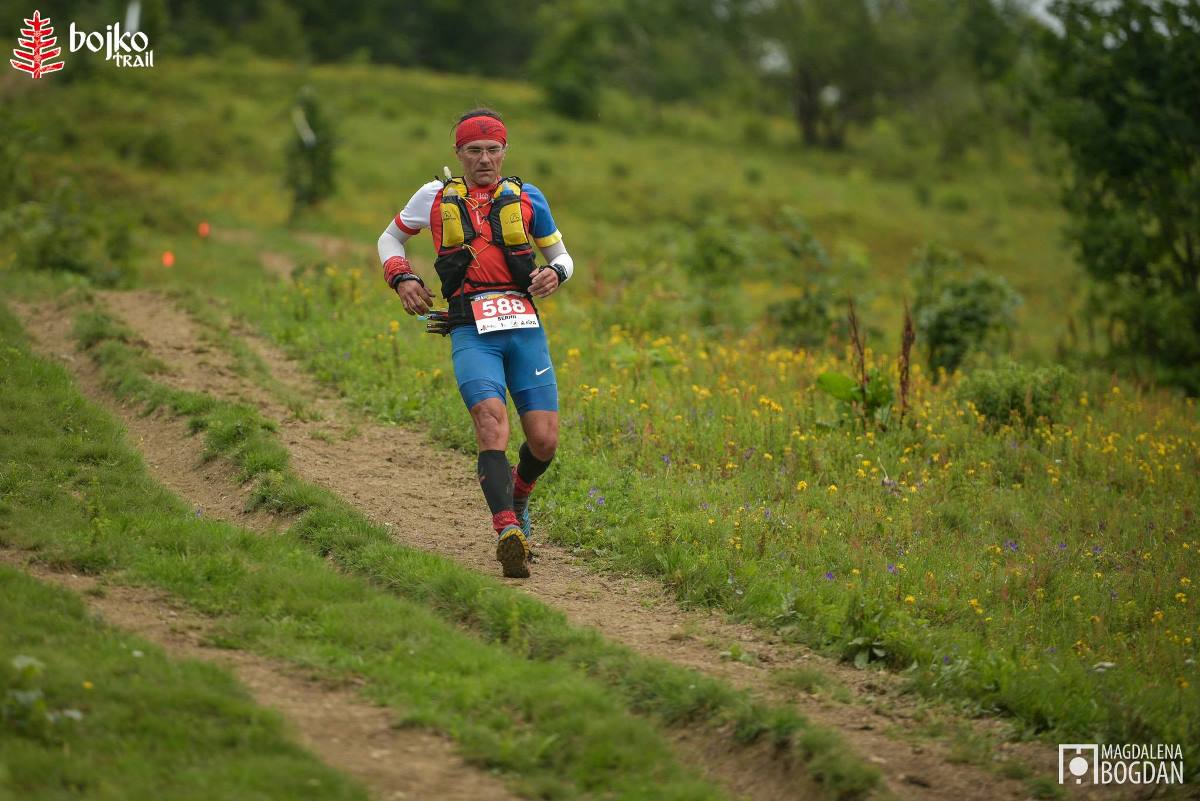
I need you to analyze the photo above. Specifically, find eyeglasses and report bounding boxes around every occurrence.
[461,145,506,158]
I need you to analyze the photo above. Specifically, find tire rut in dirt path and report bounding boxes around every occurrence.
[10,299,283,535]
[0,550,516,801]
[15,291,1124,801]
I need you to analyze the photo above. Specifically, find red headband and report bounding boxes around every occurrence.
[455,116,507,148]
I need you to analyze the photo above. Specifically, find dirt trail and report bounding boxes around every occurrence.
[211,226,373,282]
[12,291,1140,801]
[0,550,516,801]
[11,299,282,534]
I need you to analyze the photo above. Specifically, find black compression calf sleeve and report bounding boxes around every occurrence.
[477,449,514,515]
[516,442,554,486]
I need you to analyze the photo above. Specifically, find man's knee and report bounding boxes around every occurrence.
[524,413,558,460]
[528,438,556,461]
[470,400,508,449]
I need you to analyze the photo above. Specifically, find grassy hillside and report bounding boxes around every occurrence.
[2,55,1197,773]
[4,55,1076,356]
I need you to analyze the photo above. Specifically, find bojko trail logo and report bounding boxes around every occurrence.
[1059,743,1185,786]
[9,10,63,78]
[10,8,154,78]
[69,20,154,68]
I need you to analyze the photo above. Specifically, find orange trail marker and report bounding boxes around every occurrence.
[198,221,210,239]
[162,251,175,268]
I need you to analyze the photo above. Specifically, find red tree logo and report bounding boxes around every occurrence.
[10,10,64,79]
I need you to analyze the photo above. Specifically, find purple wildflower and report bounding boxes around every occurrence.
[596,496,606,506]
[1006,540,1018,553]
[824,571,835,581]
[942,655,952,665]
[588,487,599,498]
[1091,545,1103,556]
[1057,542,1068,551]
[662,454,671,465]
[887,563,898,575]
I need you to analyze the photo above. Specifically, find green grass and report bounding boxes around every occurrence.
[0,568,370,801]
[176,239,1198,763]
[0,298,881,799]
[771,667,836,695]
[75,299,883,797]
[4,53,1198,776]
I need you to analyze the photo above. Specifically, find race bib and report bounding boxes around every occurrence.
[471,293,540,334]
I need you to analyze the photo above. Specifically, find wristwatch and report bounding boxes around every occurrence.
[550,262,568,285]
[391,272,425,289]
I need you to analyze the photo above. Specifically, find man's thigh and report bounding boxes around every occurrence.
[451,326,507,409]
[503,327,558,414]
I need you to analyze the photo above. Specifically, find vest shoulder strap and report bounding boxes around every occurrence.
[440,176,470,200]
[492,176,524,199]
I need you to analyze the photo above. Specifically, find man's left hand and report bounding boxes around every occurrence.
[529,266,560,298]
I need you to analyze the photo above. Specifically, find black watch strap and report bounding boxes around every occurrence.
[390,272,425,290]
[550,263,568,285]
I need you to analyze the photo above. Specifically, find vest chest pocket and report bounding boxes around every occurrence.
[440,203,467,248]
[496,201,527,247]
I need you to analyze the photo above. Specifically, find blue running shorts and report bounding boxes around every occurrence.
[450,324,558,415]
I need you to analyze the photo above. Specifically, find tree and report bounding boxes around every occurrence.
[531,0,754,118]
[756,0,1024,150]
[1041,0,1200,391]
[761,0,883,148]
[530,0,612,119]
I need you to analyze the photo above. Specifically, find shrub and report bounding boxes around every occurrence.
[957,360,1074,426]
[1,179,132,286]
[910,245,1023,378]
[285,89,337,220]
[541,69,602,121]
[766,289,836,348]
[685,218,750,285]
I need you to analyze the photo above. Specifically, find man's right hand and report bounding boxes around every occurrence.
[395,279,434,316]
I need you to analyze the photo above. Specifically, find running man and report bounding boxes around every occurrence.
[376,108,575,579]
